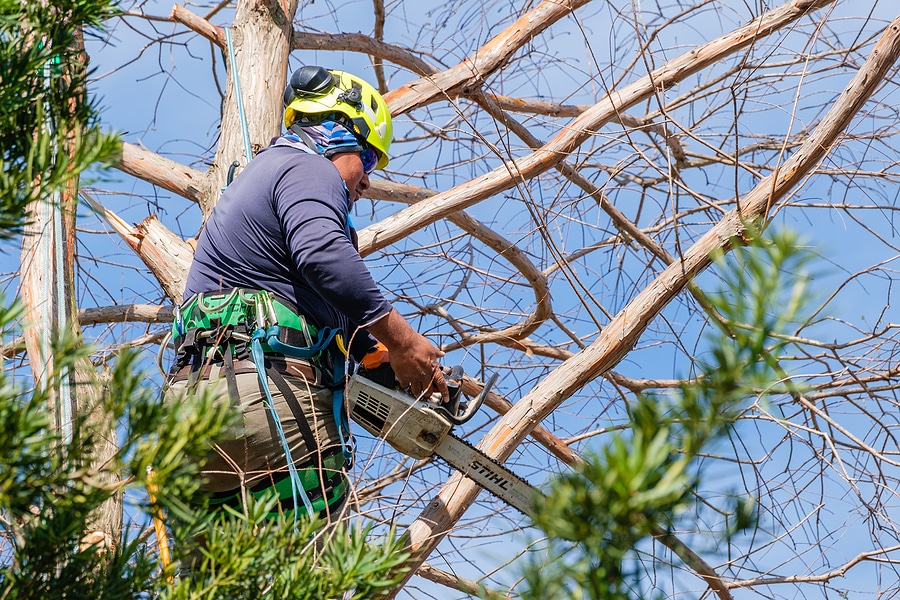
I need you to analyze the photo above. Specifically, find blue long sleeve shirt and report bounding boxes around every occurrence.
[185,138,391,357]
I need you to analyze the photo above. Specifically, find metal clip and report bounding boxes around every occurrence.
[254,290,269,330]
[263,292,278,328]
[196,289,239,314]
[173,303,184,337]
[298,313,313,347]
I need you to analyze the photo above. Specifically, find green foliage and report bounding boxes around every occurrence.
[518,227,812,600]
[0,306,238,598]
[168,497,410,600]
[0,320,410,598]
[0,0,120,239]
[0,333,166,597]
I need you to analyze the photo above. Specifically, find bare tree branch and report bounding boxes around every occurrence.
[170,3,226,48]
[393,5,897,594]
[416,562,512,600]
[384,0,591,116]
[358,0,838,258]
[117,142,207,205]
[727,544,900,588]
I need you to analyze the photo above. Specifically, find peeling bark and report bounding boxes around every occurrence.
[20,29,122,551]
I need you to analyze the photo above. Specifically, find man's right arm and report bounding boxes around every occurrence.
[365,308,450,403]
[275,157,449,401]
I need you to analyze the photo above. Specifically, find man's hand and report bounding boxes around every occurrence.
[365,309,450,403]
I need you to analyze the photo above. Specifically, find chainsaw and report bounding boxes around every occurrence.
[346,359,542,518]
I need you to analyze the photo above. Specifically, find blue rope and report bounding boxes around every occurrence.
[226,27,253,165]
[250,331,314,522]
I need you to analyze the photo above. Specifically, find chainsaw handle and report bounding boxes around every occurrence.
[439,372,499,426]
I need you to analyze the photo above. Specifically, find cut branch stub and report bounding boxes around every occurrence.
[83,192,193,303]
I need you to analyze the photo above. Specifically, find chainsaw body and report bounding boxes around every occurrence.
[347,375,453,459]
[346,368,538,516]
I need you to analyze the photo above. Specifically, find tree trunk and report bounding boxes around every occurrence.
[203,0,300,217]
[20,28,122,553]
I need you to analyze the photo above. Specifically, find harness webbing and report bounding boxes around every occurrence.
[266,365,319,456]
[255,324,353,464]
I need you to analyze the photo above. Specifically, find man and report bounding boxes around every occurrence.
[167,66,449,522]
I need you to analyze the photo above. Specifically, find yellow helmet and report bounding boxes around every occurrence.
[283,66,392,170]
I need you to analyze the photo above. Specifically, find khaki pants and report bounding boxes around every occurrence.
[166,357,348,521]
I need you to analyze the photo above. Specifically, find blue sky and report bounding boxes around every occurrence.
[49,0,900,597]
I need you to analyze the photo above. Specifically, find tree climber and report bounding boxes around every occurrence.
[165,66,449,522]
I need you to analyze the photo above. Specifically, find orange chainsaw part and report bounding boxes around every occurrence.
[360,341,390,370]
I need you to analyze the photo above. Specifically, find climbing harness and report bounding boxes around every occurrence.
[169,288,353,523]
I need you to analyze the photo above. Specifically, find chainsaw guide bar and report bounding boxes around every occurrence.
[432,432,536,516]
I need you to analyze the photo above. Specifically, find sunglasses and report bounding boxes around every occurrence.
[360,146,378,174]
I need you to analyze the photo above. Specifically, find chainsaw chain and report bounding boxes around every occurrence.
[434,433,537,517]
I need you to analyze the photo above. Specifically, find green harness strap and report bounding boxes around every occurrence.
[207,449,347,519]
[174,288,317,350]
